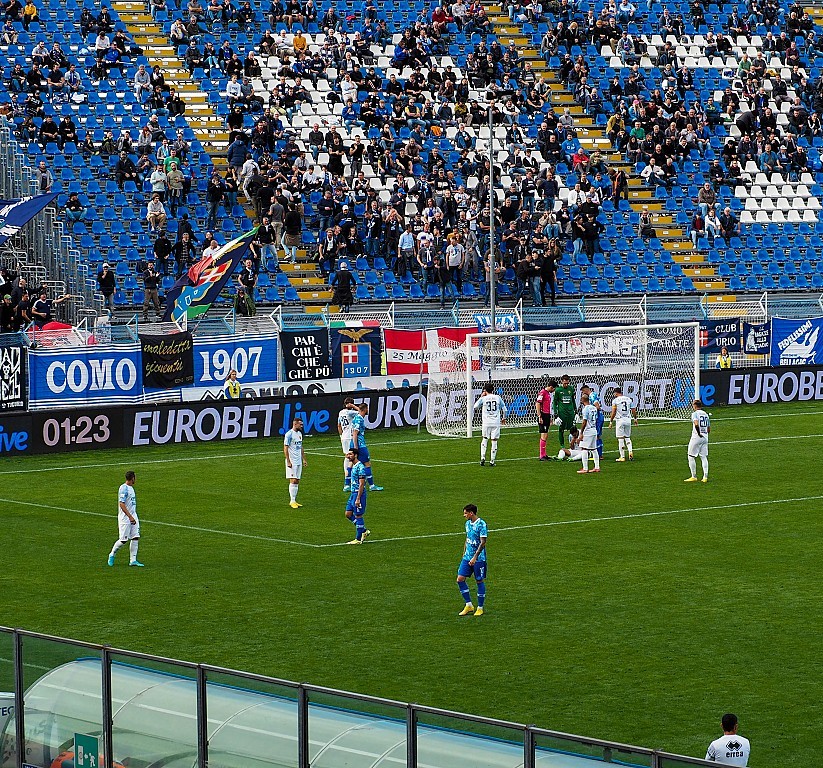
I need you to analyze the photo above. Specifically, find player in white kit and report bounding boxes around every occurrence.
[685,399,710,483]
[284,417,306,508]
[337,397,359,491]
[609,387,637,462]
[557,427,584,461]
[577,393,601,474]
[108,470,143,567]
[705,713,750,766]
[473,382,507,466]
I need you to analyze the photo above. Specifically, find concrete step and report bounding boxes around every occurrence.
[692,279,726,291]
[684,266,715,277]
[298,289,334,301]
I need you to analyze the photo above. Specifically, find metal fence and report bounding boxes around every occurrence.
[0,626,718,768]
[0,124,99,324]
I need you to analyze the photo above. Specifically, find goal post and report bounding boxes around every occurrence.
[424,323,701,438]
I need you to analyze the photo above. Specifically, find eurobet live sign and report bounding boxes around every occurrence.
[74,733,100,768]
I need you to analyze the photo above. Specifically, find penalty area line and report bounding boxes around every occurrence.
[317,494,823,547]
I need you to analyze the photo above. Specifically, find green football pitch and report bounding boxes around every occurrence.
[2,401,823,767]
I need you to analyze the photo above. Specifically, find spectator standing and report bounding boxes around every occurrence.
[142,264,161,321]
[153,231,172,274]
[30,290,70,327]
[97,263,116,311]
[282,203,302,263]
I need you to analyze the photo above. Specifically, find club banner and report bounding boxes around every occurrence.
[141,332,195,390]
[330,327,382,378]
[162,227,258,325]
[28,345,143,408]
[742,321,771,355]
[770,317,823,366]
[699,319,742,353]
[0,344,27,411]
[280,329,331,381]
[0,193,59,245]
[702,365,823,406]
[475,312,521,333]
[194,334,279,386]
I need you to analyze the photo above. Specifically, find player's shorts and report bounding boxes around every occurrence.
[341,436,354,454]
[357,445,371,464]
[538,412,553,433]
[346,492,367,515]
[615,418,632,438]
[688,436,709,457]
[581,430,598,450]
[118,514,140,541]
[569,450,584,461]
[457,558,487,580]
[286,461,303,480]
[482,424,501,440]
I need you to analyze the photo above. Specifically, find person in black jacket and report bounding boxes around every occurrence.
[434,255,452,308]
[142,264,161,321]
[97,263,116,311]
[331,263,354,311]
[153,231,172,274]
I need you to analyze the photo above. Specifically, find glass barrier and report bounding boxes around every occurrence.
[307,688,408,768]
[658,754,715,768]
[109,653,198,768]
[534,730,653,768]
[19,634,103,768]
[0,629,16,768]
[415,709,524,768]
[204,668,299,768]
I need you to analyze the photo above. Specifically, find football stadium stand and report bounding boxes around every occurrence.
[2,0,823,319]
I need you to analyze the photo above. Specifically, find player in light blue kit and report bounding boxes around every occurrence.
[344,448,371,544]
[581,383,605,457]
[456,503,487,617]
[350,402,383,491]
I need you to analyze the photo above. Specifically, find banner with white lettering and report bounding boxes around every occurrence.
[699,319,742,353]
[702,365,823,406]
[0,345,27,411]
[28,345,144,408]
[193,335,279,387]
[742,321,770,355]
[769,317,823,366]
[280,330,331,381]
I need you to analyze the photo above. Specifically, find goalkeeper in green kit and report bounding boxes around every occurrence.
[553,374,577,447]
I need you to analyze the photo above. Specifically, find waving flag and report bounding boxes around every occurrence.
[163,227,258,325]
[0,193,59,245]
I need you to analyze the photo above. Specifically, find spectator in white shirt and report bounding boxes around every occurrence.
[146,194,168,232]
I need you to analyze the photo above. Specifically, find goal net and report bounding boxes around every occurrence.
[425,323,700,438]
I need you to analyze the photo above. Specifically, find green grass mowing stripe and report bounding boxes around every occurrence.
[4,493,822,550]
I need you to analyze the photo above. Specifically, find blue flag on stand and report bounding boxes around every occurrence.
[0,194,59,245]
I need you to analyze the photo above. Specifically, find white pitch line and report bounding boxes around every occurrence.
[317,494,823,547]
[0,497,322,548]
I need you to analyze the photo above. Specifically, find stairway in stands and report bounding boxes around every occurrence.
[111,2,229,164]
[482,2,727,292]
[103,4,335,310]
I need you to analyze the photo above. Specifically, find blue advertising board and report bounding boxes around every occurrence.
[192,335,279,387]
[28,345,143,408]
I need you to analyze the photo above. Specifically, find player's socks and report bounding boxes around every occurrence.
[701,455,709,480]
[289,484,299,503]
[458,581,472,604]
[490,442,498,463]
[109,540,124,559]
[592,451,600,472]
[618,438,625,459]
[539,438,546,459]
[688,455,697,479]
[625,438,633,456]
[128,539,139,564]
[480,437,488,462]
[355,516,366,540]
[558,428,566,447]
[477,581,486,608]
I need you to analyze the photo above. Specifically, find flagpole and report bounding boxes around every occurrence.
[488,102,496,334]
